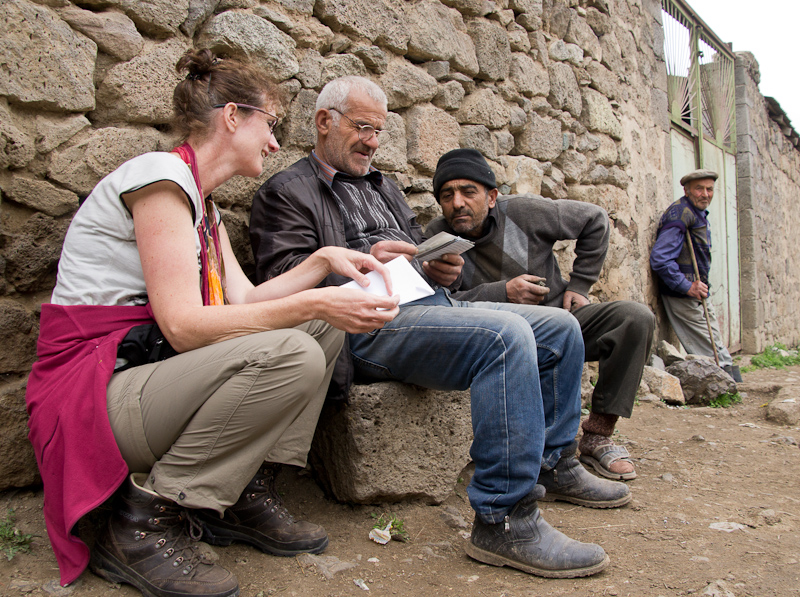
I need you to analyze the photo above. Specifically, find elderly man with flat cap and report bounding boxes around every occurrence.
[427,148,655,482]
[650,169,740,380]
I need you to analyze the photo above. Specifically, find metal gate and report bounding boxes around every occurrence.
[662,0,741,352]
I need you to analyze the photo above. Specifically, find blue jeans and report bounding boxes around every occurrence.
[348,289,584,523]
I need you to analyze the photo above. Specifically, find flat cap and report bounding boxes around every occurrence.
[680,169,718,186]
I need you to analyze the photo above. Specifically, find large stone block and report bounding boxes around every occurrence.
[309,383,472,504]
[586,60,619,100]
[565,13,601,61]
[567,184,631,225]
[468,19,511,81]
[48,127,162,196]
[508,22,531,53]
[545,3,571,39]
[440,0,488,16]
[0,302,39,375]
[766,389,800,426]
[406,192,439,226]
[198,11,299,82]
[0,380,40,491]
[280,88,318,151]
[380,61,438,110]
[456,88,510,130]
[1,213,70,295]
[554,149,587,183]
[5,177,79,218]
[0,0,96,111]
[581,87,622,139]
[433,80,466,111]
[510,53,549,98]
[460,125,496,160]
[514,112,562,161]
[35,114,91,155]
[121,0,187,38]
[77,0,188,38]
[0,102,35,170]
[254,6,336,54]
[641,366,684,405]
[406,0,479,76]
[372,112,407,173]
[548,62,582,117]
[353,45,389,74]
[314,0,409,53]
[666,360,737,406]
[95,39,187,125]
[406,104,460,174]
[548,40,584,66]
[58,6,143,61]
[501,155,544,195]
[320,54,367,86]
[181,0,217,38]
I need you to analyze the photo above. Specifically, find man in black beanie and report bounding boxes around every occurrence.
[428,148,655,481]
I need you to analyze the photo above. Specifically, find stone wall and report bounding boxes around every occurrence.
[0,0,673,490]
[735,52,800,353]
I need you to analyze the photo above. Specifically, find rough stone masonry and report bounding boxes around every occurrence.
[2,0,799,494]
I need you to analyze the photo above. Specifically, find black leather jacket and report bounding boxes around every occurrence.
[249,155,424,399]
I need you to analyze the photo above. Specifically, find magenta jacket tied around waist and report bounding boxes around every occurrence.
[25,303,156,586]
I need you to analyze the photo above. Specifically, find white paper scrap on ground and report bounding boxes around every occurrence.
[369,521,393,545]
[341,256,434,305]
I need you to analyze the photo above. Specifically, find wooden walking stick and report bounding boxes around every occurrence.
[685,231,720,366]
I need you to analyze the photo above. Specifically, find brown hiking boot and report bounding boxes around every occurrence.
[465,485,609,578]
[90,474,239,597]
[199,463,328,556]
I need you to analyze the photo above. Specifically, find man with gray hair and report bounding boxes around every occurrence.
[650,168,740,380]
[249,76,629,579]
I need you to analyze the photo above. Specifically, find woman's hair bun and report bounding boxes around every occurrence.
[177,49,217,81]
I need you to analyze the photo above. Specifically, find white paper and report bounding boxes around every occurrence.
[341,256,434,305]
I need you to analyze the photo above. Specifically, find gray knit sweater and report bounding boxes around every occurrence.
[425,194,610,307]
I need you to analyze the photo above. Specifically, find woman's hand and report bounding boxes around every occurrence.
[319,246,396,296]
[315,287,400,333]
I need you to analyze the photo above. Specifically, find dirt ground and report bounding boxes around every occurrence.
[2,361,799,597]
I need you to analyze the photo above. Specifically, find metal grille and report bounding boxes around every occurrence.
[661,0,736,152]
[662,2,698,131]
[698,33,735,148]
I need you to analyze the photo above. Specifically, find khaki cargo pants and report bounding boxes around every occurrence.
[106,320,343,514]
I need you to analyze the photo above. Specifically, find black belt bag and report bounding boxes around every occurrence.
[116,324,178,372]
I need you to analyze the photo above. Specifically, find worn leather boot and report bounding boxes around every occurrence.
[199,463,328,556]
[465,485,609,578]
[538,442,631,508]
[90,474,239,597]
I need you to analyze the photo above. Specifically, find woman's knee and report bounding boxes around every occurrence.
[259,329,328,392]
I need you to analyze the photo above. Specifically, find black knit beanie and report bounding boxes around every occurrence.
[433,148,497,201]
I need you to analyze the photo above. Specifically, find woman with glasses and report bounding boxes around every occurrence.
[26,49,399,597]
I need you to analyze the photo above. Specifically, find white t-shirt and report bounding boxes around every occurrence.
[51,152,216,306]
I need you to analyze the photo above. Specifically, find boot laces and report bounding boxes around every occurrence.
[150,507,208,575]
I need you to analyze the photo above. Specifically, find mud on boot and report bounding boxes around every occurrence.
[465,485,609,578]
[90,474,239,597]
[199,463,328,556]
[539,441,631,508]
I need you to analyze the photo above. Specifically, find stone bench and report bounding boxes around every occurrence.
[309,382,473,505]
